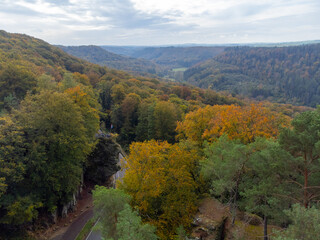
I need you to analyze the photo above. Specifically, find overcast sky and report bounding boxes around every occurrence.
[1,0,319,46]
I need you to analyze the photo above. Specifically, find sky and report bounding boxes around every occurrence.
[0,0,320,46]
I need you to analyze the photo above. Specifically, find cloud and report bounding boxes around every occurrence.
[0,0,319,45]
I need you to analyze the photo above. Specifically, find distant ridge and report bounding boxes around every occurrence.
[58,45,168,76]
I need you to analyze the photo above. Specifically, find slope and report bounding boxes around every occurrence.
[129,46,225,68]
[58,45,169,77]
[184,45,320,106]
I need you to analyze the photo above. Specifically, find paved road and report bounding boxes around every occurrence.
[53,209,93,240]
[85,228,101,240]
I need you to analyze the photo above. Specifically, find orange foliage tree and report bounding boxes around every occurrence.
[176,104,290,145]
[118,140,198,239]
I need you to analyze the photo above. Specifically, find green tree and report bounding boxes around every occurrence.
[0,116,33,225]
[4,91,96,214]
[111,84,126,104]
[153,101,178,143]
[116,204,158,240]
[201,135,250,225]
[241,139,292,240]
[279,109,320,208]
[135,101,156,141]
[0,64,36,102]
[273,204,320,240]
[92,186,131,239]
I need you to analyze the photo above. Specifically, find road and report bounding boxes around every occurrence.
[52,209,93,240]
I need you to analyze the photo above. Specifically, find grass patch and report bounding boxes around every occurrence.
[75,218,95,240]
[232,220,281,240]
[172,68,187,72]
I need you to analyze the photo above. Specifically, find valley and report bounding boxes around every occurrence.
[0,29,319,240]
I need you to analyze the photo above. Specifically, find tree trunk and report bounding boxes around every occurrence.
[263,215,268,240]
[232,191,237,226]
[304,153,308,208]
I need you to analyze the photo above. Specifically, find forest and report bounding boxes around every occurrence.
[58,45,169,77]
[0,30,319,240]
[60,43,320,108]
[184,45,320,107]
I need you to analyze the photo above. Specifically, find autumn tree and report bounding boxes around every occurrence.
[64,85,100,141]
[111,84,126,104]
[0,64,36,106]
[177,104,288,145]
[118,140,198,239]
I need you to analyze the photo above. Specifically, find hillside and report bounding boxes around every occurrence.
[58,45,169,77]
[0,30,246,238]
[0,30,318,240]
[129,46,225,68]
[184,45,320,106]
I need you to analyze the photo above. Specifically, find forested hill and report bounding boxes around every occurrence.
[0,30,243,238]
[58,45,169,77]
[1,30,318,240]
[184,44,320,107]
[128,46,225,68]
[0,30,94,74]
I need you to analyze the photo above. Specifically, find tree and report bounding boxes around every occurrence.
[93,187,131,239]
[153,101,178,143]
[0,116,36,225]
[120,93,141,144]
[279,109,320,208]
[111,84,126,104]
[93,187,158,240]
[135,101,156,141]
[201,135,250,224]
[273,204,320,240]
[119,140,198,239]
[64,85,100,141]
[0,64,37,102]
[241,138,292,240]
[18,91,94,206]
[116,204,158,240]
[177,104,288,145]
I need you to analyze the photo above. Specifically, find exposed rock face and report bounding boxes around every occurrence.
[191,198,230,240]
[85,137,121,185]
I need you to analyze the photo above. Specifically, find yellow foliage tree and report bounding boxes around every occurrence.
[176,104,289,145]
[118,140,198,239]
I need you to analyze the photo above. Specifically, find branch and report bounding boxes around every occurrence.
[285,179,303,188]
[273,193,301,204]
[308,193,320,201]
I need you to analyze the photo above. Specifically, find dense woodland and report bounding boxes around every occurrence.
[58,45,169,77]
[128,46,225,68]
[184,45,320,107]
[62,43,320,107]
[0,30,320,240]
